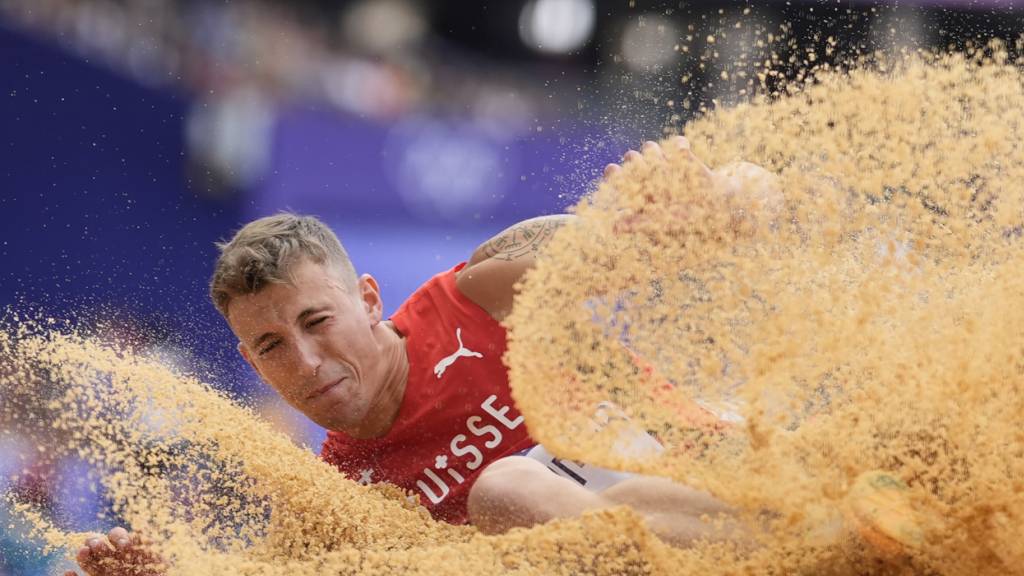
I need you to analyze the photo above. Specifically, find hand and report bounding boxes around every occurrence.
[602,136,713,181]
[64,527,165,576]
[603,137,713,240]
[603,136,781,239]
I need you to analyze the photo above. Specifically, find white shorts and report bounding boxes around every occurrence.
[520,401,666,493]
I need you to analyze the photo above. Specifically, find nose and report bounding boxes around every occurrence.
[294,338,323,379]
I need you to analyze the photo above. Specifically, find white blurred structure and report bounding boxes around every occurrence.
[519,0,596,54]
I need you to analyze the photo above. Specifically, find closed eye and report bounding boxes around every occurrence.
[258,339,281,356]
[306,316,328,329]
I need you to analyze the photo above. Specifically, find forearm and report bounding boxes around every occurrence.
[467,456,609,535]
[467,456,744,548]
[600,476,744,547]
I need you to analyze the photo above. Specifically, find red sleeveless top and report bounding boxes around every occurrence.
[320,263,535,524]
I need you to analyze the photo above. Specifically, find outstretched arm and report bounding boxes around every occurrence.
[454,138,691,321]
[466,456,741,548]
[455,136,779,322]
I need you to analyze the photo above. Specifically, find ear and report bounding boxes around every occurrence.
[357,274,384,324]
[238,341,264,380]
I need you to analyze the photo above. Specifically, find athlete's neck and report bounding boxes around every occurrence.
[348,320,408,439]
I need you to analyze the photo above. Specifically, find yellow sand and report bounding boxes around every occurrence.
[508,45,1024,574]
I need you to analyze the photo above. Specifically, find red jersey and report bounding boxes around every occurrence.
[320,263,535,524]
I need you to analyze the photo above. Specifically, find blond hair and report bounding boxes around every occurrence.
[210,213,358,318]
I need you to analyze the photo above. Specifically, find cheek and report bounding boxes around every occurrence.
[325,321,370,352]
[258,361,304,401]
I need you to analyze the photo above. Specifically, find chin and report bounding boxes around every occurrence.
[317,412,363,435]
[315,417,348,433]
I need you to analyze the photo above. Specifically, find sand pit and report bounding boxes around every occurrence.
[3,45,1024,575]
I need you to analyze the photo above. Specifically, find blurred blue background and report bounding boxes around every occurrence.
[1,0,1022,573]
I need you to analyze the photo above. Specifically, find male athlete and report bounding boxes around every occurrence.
[69,137,774,575]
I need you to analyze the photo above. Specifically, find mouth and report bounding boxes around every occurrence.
[306,378,345,401]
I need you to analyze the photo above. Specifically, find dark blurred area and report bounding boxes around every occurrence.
[3,0,1023,377]
[1,1,1022,572]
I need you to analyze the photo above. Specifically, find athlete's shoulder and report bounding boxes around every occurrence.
[390,263,508,347]
[455,215,573,321]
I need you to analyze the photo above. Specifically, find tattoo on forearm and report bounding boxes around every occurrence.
[481,218,567,262]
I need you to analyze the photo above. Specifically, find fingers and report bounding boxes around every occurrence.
[640,140,665,160]
[87,536,112,552]
[603,135,701,184]
[108,526,131,549]
[76,529,156,576]
[641,136,690,158]
[78,535,118,574]
[76,545,90,566]
[621,136,694,169]
[77,538,108,575]
[670,135,691,150]
[603,143,662,182]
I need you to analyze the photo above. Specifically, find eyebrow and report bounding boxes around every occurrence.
[250,306,329,350]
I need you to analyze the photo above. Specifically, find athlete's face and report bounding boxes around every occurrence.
[228,259,388,433]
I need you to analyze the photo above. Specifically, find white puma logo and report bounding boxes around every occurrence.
[433,328,483,379]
